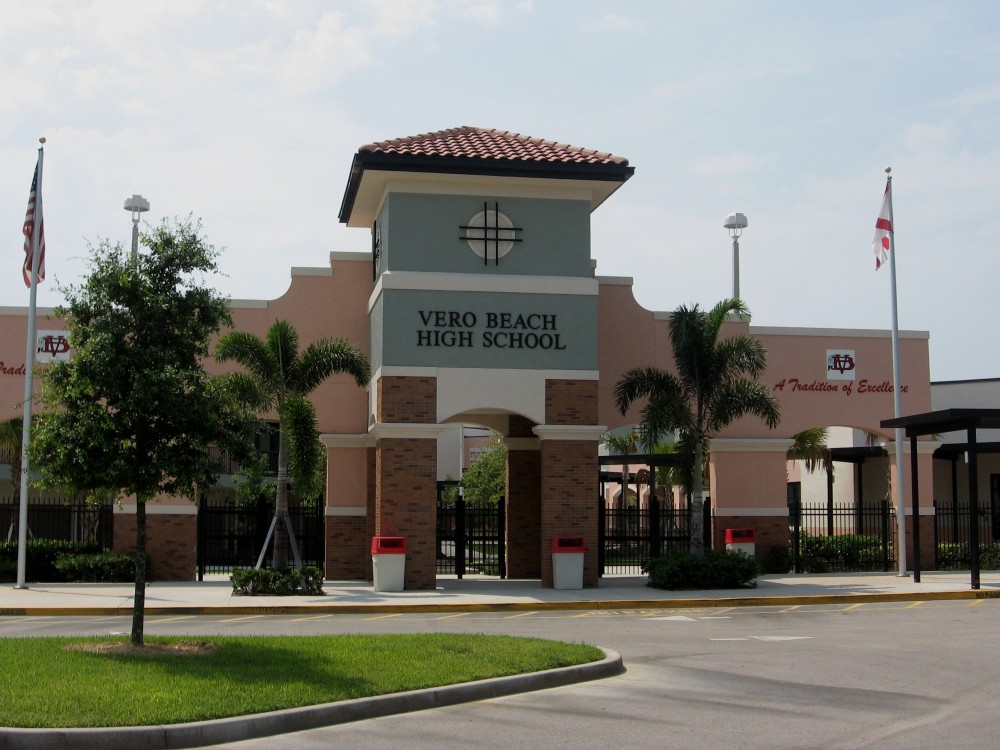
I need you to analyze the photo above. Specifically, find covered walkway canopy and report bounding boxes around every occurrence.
[881,408,1000,589]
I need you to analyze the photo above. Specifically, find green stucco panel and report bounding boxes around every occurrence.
[381,193,591,278]
[377,289,597,370]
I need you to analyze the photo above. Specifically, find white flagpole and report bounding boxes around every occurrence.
[884,168,908,577]
[16,141,44,590]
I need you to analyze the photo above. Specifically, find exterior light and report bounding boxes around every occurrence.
[724,212,748,300]
[123,194,150,262]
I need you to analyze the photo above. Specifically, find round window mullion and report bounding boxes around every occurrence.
[463,209,517,261]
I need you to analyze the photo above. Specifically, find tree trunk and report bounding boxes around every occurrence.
[131,499,146,646]
[690,439,706,557]
[272,425,289,569]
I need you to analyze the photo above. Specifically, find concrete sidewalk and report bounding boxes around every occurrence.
[2,570,998,616]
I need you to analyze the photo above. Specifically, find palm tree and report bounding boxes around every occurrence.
[787,427,832,475]
[216,320,370,570]
[614,298,780,556]
[602,429,638,509]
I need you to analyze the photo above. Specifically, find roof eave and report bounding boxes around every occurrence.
[338,152,634,225]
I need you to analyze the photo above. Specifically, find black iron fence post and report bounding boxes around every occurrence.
[880,500,890,572]
[497,497,506,579]
[597,494,606,576]
[792,496,802,574]
[704,500,713,551]
[649,496,661,559]
[455,493,466,579]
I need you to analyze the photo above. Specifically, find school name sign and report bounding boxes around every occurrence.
[415,310,567,350]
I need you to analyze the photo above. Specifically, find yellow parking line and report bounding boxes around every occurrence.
[968,599,985,606]
[905,601,923,609]
[504,611,537,619]
[842,603,864,612]
[147,615,196,624]
[437,612,472,620]
[218,615,264,623]
[364,613,403,621]
[779,605,800,614]
[290,614,334,622]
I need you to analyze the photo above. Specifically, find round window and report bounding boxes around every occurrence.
[465,210,516,259]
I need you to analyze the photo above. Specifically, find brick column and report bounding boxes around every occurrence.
[372,375,440,591]
[535,379,603,588]
[321,434,375,581]
[114,505,196,581]
[505,442,541,578]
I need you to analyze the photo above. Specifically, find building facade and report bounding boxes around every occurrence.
[0,127,936,586]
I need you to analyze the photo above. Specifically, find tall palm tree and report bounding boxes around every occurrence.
[615,298,781,556]
[216,320,370,569]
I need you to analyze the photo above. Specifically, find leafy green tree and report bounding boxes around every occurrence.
[30,219,252,645]
[0,419,23,497]
[615,298,781,556]
[460,436,506,508]
[216,320,370,570]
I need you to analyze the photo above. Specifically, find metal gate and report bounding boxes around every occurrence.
[436,481,505,578]
[790,499,895,572]
[197,496,324,579]
[597,489,709,575]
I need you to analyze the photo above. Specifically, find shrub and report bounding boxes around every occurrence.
[643,550,760,590]
[760,545,792,574]
[231,566,325,596]
[937,541,1000,570]
[53,552,135,582]
[794,532,889,572]
[0,540,103,583]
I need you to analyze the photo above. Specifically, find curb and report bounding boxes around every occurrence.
[1,588,999,617]
[0,648,625,750]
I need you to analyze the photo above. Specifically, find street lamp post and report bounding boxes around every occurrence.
[123,195,150,263]
[723,212,748,300]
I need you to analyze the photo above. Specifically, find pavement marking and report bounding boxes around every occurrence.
[147,615,197,624]
[750,635,813,641]
[698,616,732,620]
[779,605,801,613]
[651,615,698,621]
[905,601,924,609]
[968,599,985,606]
[503,611,538,619]
[218,615,264,623]
[363,613,403,621]
[436,612,472,620]
[290,614,334,622]
[842,603,864,612]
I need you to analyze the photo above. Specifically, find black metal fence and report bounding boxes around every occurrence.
[196,497,324,579]
[436,485,505,578]
[0,496,113,548]
[933,502,999,569]
[598,500,710,575]
[790,500,895,572]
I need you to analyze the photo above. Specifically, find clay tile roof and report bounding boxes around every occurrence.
[359,126,630,167]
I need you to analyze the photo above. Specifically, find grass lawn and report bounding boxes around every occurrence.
[0,634,603,728]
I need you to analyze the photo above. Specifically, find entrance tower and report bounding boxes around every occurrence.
[336,127,633,589]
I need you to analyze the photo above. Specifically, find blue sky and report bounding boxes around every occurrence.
[3,0,999,382]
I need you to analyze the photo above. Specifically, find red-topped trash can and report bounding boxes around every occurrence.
[371,536,406,592]
[551,536,585,590]
[724,528,756,556]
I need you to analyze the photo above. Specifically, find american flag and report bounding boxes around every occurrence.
[22,157,45,288]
